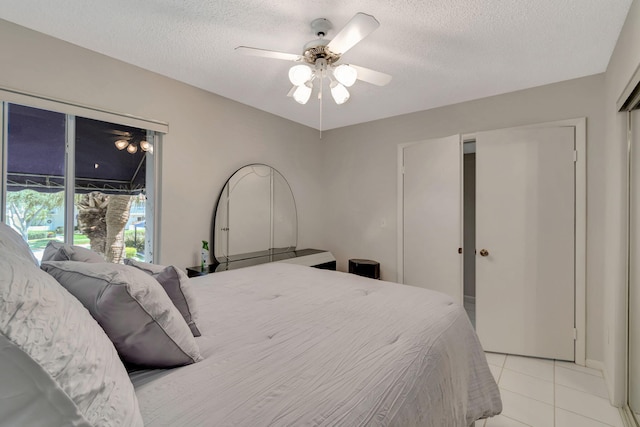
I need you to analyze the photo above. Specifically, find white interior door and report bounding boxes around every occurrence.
[475,127,575,361]
[402,135,462,302]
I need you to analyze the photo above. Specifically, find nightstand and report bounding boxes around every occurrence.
[185,264,216,278]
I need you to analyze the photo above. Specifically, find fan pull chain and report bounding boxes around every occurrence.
[319,79,323,139]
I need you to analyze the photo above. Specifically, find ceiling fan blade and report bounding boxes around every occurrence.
[350,64,392,86]
[235,46,302,62]
[326,12,380,55]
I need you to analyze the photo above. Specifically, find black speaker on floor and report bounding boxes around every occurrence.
[348,259,380,279]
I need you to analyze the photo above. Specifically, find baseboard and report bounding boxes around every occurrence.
[601,361,626,408]
[585,360,623,409]
[586,359,604,372]
[620,405,639,427]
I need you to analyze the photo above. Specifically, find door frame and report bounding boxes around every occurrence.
[396,118,586,365]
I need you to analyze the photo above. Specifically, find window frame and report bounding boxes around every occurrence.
[0,94,165,263]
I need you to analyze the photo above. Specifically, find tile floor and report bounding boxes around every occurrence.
[476,352,624,427]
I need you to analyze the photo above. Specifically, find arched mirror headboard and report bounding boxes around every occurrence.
[212,164,298,263]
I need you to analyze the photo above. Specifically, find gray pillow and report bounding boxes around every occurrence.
[42,240,104,263]
[124,258,165,275]
[124,259,201,337]
[41,261,202,368]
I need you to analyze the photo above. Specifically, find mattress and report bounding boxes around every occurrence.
[130,263,501,426]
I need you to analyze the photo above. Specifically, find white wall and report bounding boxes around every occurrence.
[0,19,326,269]
[322,74,606,363]
[602,0,640,406]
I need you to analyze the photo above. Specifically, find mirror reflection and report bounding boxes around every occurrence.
[213,164,297,263]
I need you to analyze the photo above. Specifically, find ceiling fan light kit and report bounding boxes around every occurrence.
[288,64,313,86]
[114,137,151,154]
[333,64,357,87]
[126,143,138,154]
[293,82,313,105]
[287,62,356,105]
[114,139,129,150]
[329,80,349,105]
[139,140,151,151]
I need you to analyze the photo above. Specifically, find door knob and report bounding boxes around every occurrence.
[479,249,489,257]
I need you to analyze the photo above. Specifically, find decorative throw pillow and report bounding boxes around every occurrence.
[0,221,38,266]
[124,258,165,275]
[41,240,104,263]
[124,259,201,336]
[0,250,143,427]
[41,261,202,368]
[155,266,201,337]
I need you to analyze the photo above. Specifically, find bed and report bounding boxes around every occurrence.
[0,222,501,427]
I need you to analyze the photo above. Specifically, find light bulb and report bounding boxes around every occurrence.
[293,83,312,104]
[115,139,128,150]
[330,81,350,105]
[126,143,138,154]
[333,64,357,87]
[288,64,312,86]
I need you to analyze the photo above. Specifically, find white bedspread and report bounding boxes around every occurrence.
[131,263,501,426]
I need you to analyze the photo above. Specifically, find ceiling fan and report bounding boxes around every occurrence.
[236,12,392,106]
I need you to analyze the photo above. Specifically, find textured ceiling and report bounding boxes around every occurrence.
[0,0,633,130]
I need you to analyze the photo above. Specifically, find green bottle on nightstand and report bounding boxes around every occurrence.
[201,240,209,270]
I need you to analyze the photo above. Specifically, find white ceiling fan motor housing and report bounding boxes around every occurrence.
[310,18,332,38]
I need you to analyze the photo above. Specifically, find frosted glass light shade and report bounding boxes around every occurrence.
[140,140,150,151]
[333,64,357,87]
[293,83,312,104]
[115,139,128,150]
[126,143,138,154]
[330,81,350,105]
[288,65,312,86]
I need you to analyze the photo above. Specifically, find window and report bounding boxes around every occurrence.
[5,104,66,259]
[1,102,159,263]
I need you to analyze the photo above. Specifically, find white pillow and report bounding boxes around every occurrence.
[0,335,91,427]
[41,261,203,368]
[0,221,38,266]
[0,250,143,427]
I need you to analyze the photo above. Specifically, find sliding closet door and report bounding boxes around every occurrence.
[475,127,575,360]
[402,135,462,302]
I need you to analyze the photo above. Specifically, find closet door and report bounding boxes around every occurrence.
[402,135,462,302]
[475,127,575,360]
